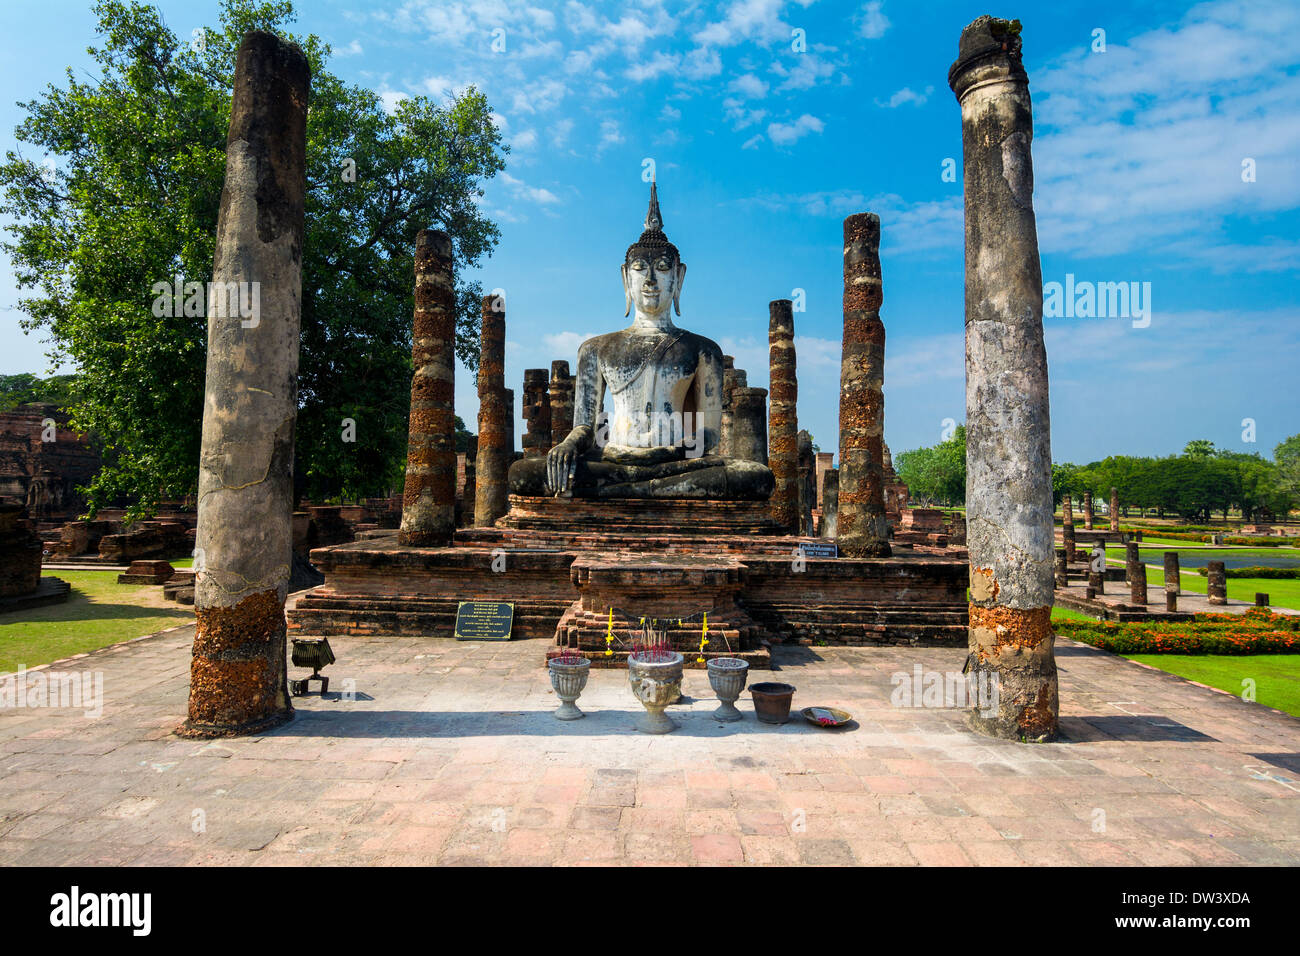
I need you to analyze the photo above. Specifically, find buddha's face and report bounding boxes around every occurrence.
[622,251,685,320]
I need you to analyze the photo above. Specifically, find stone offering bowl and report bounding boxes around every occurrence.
[627,651,684,734]
[548,656,591,720]
[706,657,749,722]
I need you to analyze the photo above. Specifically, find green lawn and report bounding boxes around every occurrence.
[1124,653,1300,717]
[0,570,192,673]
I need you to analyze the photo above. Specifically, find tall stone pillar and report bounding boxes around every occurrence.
[838,213,891,557]
[1109,487,1120,533]
[767,300,799,532]
[521,369,551,459]
[1126,541,1147,604]
[1053,548,1068,587]
[504,388,515,461]
[1083,490,1094,530]
[548,360,574,448]
[796,429,815,536]
[1207,561,1227,605]
[473,295,509,525]
[730,387,768,465]
[1062,493,1076,562]
[460,435,477,528]
[950,15,1057,741]
[822,468,839,538]
[815,452,834,509]
[720,365,747,459]
[398,230,457,547]
[181,31,309,738]
[1163,551,1180,610]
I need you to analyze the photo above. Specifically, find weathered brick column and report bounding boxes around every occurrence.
[1126,541,1147,604]
[822,468,839,538]
[797,429,815,536]
[398,230,457,547]
[838,213,891,558]
[951,15,1056,741]
[521,368,551,459]
[1163,551,1180,611]
[731,386,768,465]
[548,360,574,448]
[1083,490,1094,530]
[181,31,309,738]
[504,388,516,461]
[1109,486,1120,533]
[473,295,509,526]
[720,362,747,459]
[1207,560,1227,605]
[460,435,477,527]
[1062,493,1076,562]
[1053,548,1068,587]
[767,300,799,532]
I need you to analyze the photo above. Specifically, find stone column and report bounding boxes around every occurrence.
[1207,560,1227,605]
[504,388,515,462]
[720,365,747,459]
[521,368,551,459]
[731,386,769,465]
[796,430,815,536]
[181,31,309,738]
[1053,548,1068,587]
[1083,490,1094,530]
[398,230,457,548]
[548,360,574,449]
[473,295,509,525]
[822,468,839,538]
[460,435,477,527]
[1125,542,1147,604]
[1088,570,1104,595]
[1062,493,1076,562]
[1109,487,1120,533]
[815,452,834,509]
[767,300,799,532]
[950,16,1056,741]
[838,213,891,558]
[1163,551,1180,611]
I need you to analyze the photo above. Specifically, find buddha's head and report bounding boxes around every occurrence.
[623,181,686,322]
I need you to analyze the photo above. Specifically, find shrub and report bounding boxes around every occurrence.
[1055,608,1300,654]
[1195,566,1300,579]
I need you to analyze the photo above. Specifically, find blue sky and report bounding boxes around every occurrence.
[2,0,1297,464]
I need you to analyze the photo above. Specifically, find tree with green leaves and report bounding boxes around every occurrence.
[896,424,966,506]
[0,0,505,515]
[0,373,80,411]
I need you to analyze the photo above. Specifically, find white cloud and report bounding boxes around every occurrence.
[878,85,933,108]
[544,330,597,356]
[695,0,790,47]
[501,171,560,204]
[770,52,838,91]
[858,1,890,40]
[683,47,723,79]
[741,134,763,150]
[378,90,408,115]
[661,105,682,122]
[512,128,538,149]
[767,113,824,145]
[626,51,680,82]
[549,117,575,147]
[599,119,624,150]
[336,39,364,56]
[1031,0,1300,267]
[728,73,769,99]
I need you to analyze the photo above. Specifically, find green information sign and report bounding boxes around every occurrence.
[454,601,515,641]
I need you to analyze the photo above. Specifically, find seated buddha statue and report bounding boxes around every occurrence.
[508,183,774,500]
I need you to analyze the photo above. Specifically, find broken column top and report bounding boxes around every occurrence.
[551,360,570,379]
[416,228,452,258]
[949,16,1026,93]
[769,298,794,333]
[524,368,549,385]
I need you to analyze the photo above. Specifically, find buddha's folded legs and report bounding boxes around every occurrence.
[507,454,773,500]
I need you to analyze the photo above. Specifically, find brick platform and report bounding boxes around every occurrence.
[290,500,969,651]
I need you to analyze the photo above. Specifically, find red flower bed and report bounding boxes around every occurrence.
[1055,608,1300,654]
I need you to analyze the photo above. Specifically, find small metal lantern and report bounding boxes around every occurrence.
[290,637,335,696]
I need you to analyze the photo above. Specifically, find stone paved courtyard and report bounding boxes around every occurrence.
[2,623,1298,867]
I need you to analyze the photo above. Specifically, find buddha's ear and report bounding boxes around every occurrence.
[621,263,632,317]
[673,261,687,316]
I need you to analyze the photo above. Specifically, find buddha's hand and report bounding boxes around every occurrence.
[546,440,579,496]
